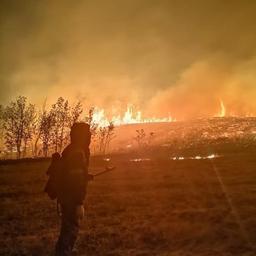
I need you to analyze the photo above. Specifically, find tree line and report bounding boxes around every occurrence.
[0,96,115,159]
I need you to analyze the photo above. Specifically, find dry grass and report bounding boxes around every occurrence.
[1,152,256,255]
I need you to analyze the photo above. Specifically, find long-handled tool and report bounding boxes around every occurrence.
[91,166,116,177]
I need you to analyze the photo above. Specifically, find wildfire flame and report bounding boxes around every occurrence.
[91,99,228,127]
[91,106,175,127]
[215,99,226,117]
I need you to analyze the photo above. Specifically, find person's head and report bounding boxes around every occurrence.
[70,122,91,149]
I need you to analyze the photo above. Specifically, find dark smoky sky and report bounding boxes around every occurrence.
[1,0,256,118]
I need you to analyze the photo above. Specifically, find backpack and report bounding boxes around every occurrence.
[44,149,88,204]
[44,153,64,200]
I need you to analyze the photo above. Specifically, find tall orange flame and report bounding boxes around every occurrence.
[215,100,226,117]
[91,106,175,127]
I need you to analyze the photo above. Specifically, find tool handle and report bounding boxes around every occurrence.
[93,166,115,177]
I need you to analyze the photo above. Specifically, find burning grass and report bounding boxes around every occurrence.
[110,117,256,155]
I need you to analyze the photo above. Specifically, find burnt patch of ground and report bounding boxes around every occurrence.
[0,151,256,255]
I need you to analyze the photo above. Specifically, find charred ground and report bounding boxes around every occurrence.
[1,147,256,255]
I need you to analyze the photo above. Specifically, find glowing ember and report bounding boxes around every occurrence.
[130,158,151,162]
[91,106,175,127]
[172,157,185,160]
[172,154,220,161]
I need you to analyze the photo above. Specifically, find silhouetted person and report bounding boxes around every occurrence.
[55,122,92,256]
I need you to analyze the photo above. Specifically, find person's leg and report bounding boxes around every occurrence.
[55,205,80,256]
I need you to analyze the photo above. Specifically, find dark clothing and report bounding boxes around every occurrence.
[55,204,80,256]
[59,144,90,205]
[55,143,90,256]
[44,153,62,200]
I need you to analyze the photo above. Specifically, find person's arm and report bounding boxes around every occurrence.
[83,149,94,181]
[87,173,94,181]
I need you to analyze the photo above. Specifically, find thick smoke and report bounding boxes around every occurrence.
[147,58,256,119]
[1,0,256,118]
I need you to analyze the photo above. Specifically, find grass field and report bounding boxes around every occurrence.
[1,151,256,255]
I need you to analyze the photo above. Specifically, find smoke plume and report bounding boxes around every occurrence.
[1,0,256,119]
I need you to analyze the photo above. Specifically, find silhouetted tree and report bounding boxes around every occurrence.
[22,104,36,157]
[134,129,146,148]
[105,122,115,153]
[85,107,98,154]
[39,110,55,157]
[98,122,115,155]
[85,107,98,133]
[2,96,36,158]
[51,97,70,153]
[69,101,83,127]
[32,100,47,157]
